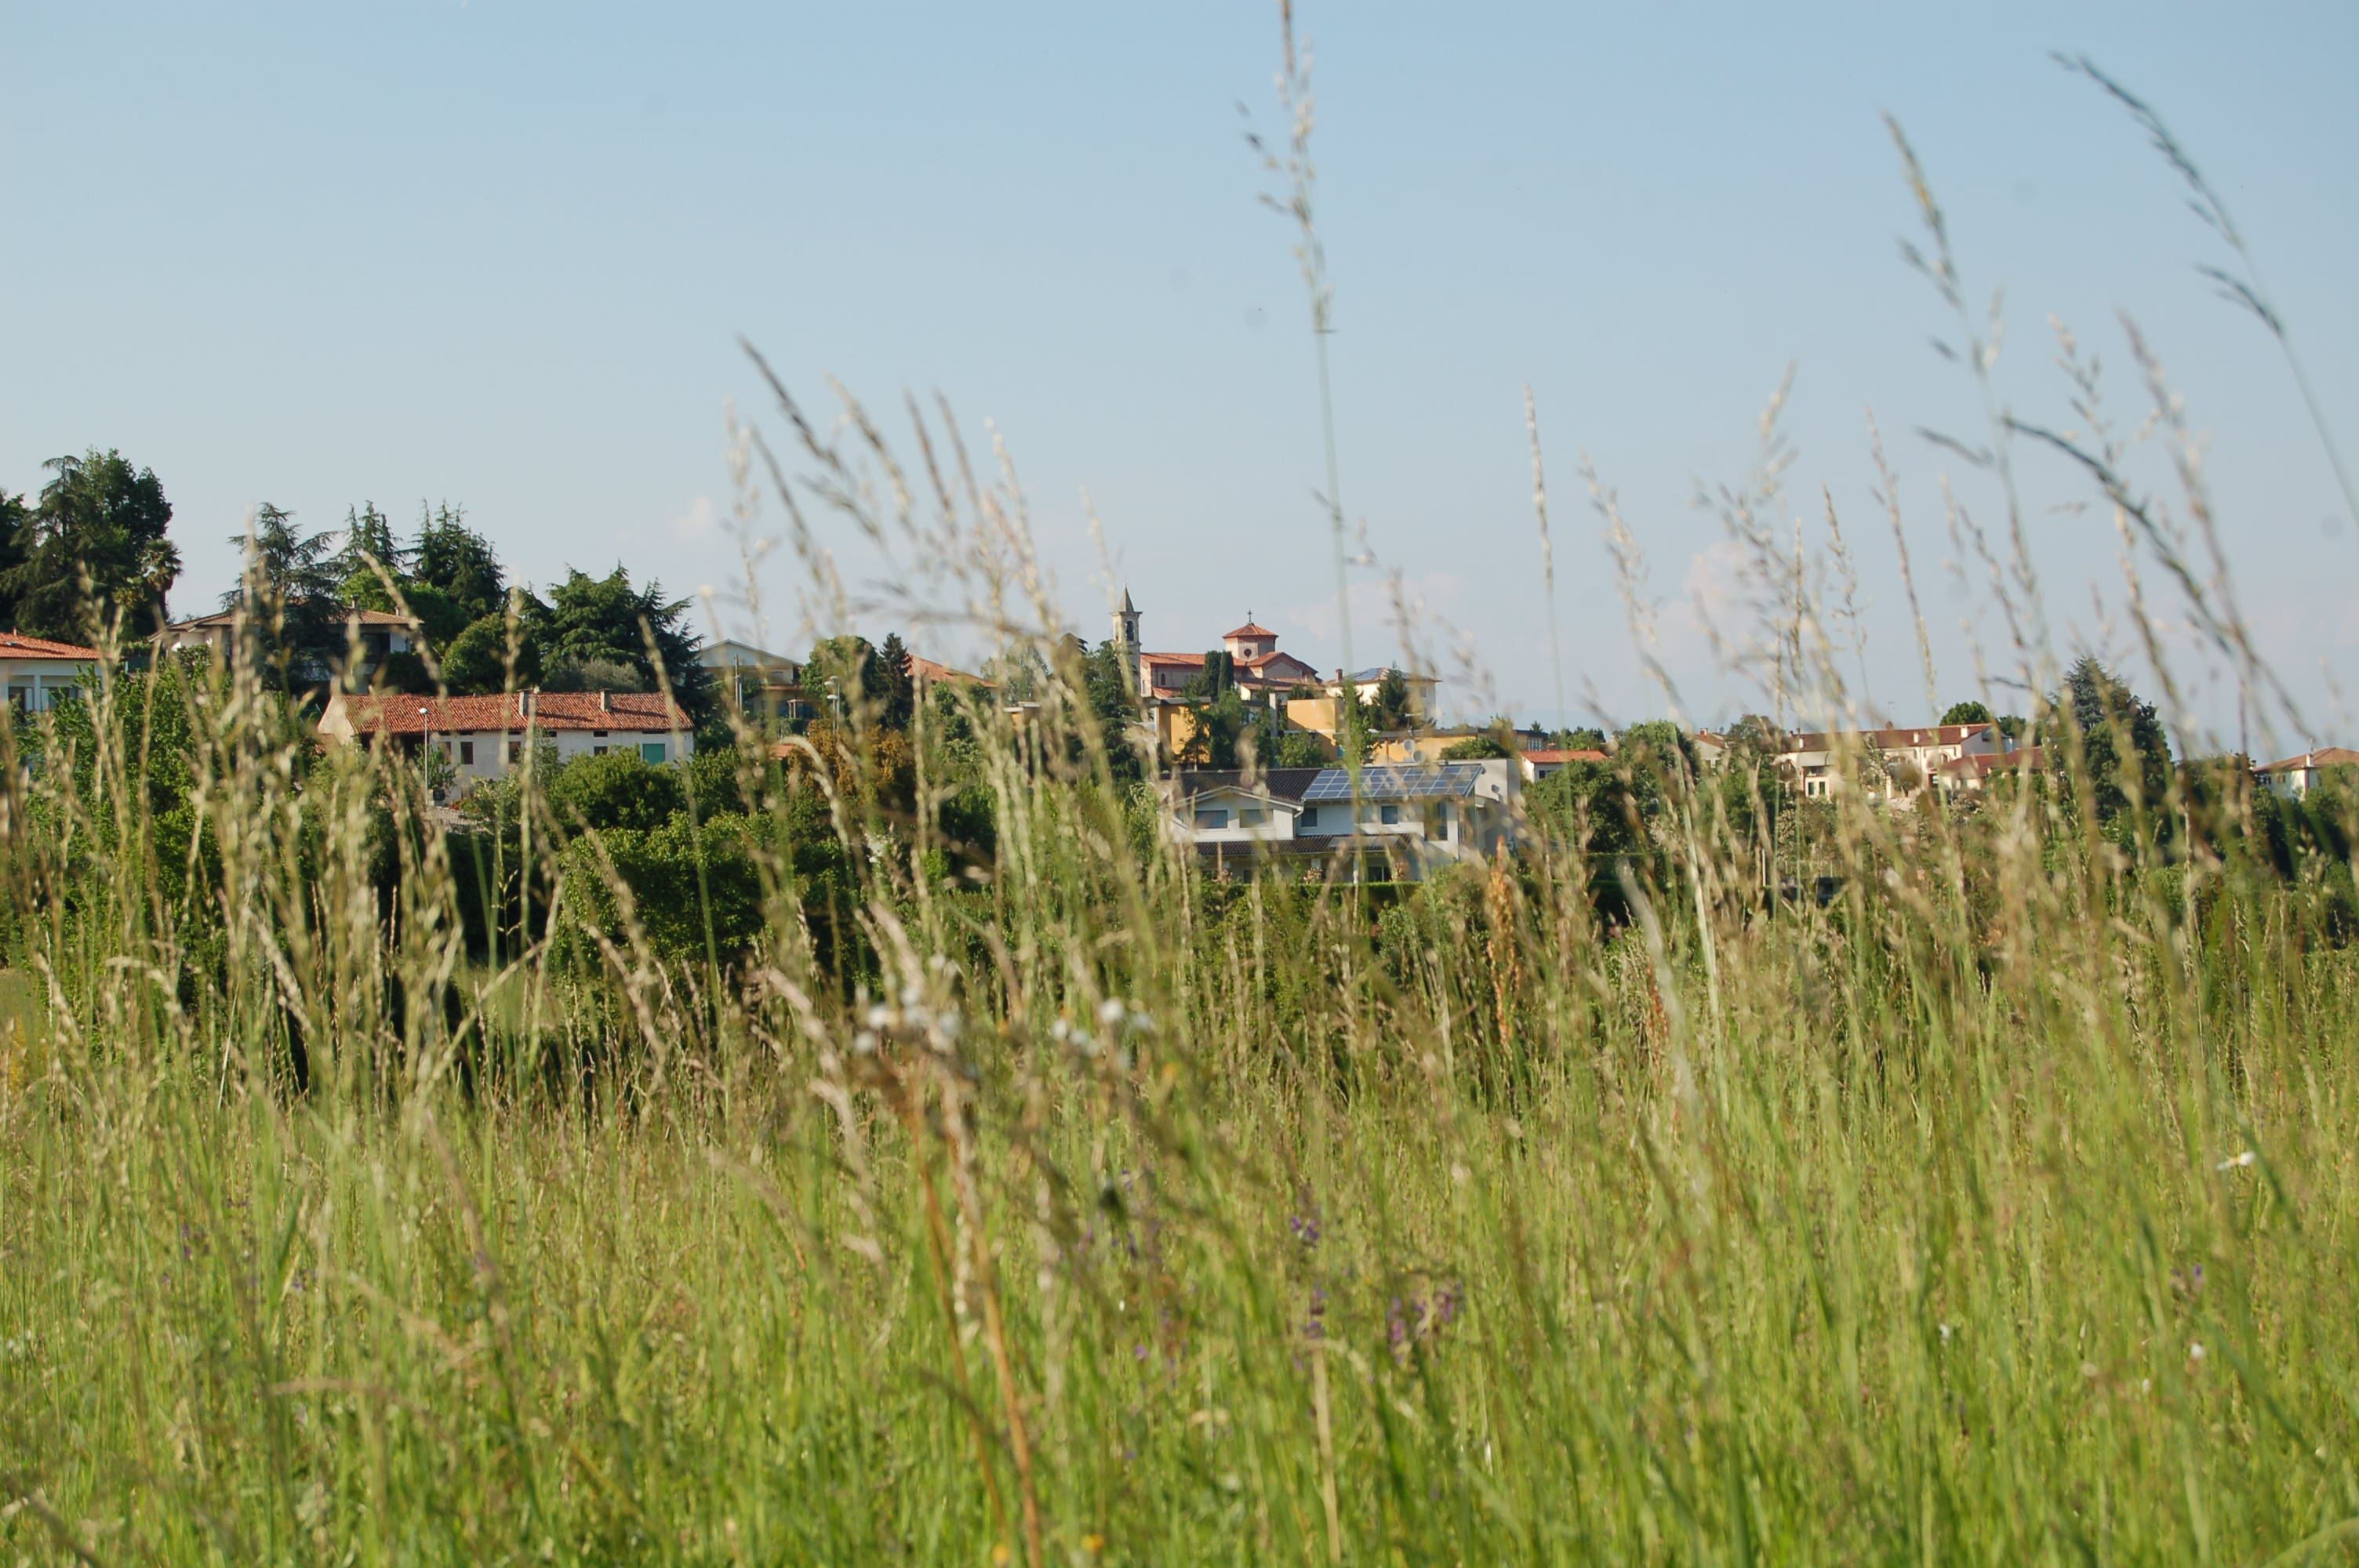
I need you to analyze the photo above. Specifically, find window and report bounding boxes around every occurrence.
[592,730,608,739]
[1379,804,1401,826]
[507,742,523,764]
[1239,808,1267,828]
[458,740,474,765]
[640,742,666,764]
[1301,806,1320,829]
[594,746,609,757]
[1193,808,1229,830]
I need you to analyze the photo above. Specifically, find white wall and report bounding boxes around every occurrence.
[1172,787,1299,843]
[428,727,692,793]
[0,659,94,713]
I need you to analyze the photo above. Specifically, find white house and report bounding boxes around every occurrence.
[1780,722,2013,801]
[1520,746,1607,782]
[1168,760,1524,880]
[1161,768,1325,872]
[0,633,100,714]
[318,689,692,795]
[2258,747,2359,800]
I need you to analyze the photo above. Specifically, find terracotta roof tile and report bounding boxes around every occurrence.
[2259,746,2359,772]
[0,632,100,660]
[333,691,687,737]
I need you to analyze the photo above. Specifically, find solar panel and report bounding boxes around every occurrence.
[1299,764,1481,803]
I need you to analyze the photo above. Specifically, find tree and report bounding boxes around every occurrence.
[805,636,884,724]
[1441,733,1512,760]
[224,504,343,688]
[4,450,180,640]
[1547,725,1608,753]
[1369,669,1414,732]
[0,488,27,619]
[2046,655,2171,827]
[1939,699,1994,728]
[536,567,714,724]
[876,633,916,731]
[1183,651,1236,705]
[540,655,645,694]
[412,504,507,626]
[1078,637,1144,783]
[1335,681,1376,765]
[546,749,686,833]
[1183,687,1249,769]
[1274,730,1332,768]
[335,503,409,586]
[442,605,542,695]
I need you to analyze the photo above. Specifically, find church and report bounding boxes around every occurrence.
[1111,590,1325,702]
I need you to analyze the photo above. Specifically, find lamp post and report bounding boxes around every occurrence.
[420,706,436,802]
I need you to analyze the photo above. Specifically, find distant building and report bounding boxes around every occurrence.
[318,689,692,796]
[700,639,811,724]
[908,655,991,691]
[1936,746,2047,793]
[1779,722,2013,801]
[2258,747,2359,800]
[1520,746,1608,782]
[1165,760,1523,880]
[1112,590,1438,758]
[0,633,100,715]
[164,604,422,688]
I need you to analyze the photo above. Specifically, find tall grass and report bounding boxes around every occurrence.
[5,42,2359,1568]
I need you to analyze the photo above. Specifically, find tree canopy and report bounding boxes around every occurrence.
[2046,656,2171,828]
[2,449,180,641]
[224,504,344,688]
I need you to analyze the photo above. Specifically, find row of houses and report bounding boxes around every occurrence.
[9,613,2357,835]
[1739,722,2045,801]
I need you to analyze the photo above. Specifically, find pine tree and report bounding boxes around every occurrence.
[4,450,180,641]
[877,633,916,730]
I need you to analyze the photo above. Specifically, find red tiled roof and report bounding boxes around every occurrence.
[0,632,100,660]
[1939,747,2046,778]
[1224,621,1277,640]
[2259,746,2359,773]
[1139,652,1207,666]
[1787,723,1994,752]
[1524,748,1608,765]
[908,655,992,688]
[334,691,687,737]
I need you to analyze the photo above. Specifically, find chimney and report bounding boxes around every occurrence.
[600,691,609,713]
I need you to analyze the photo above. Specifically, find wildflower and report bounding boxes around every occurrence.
[1289,1211,1322,1250]
[2215,1150,2256,1171]
[2188,1341,2206,1363]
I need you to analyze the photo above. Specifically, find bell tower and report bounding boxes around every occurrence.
[1112,586,1140,652]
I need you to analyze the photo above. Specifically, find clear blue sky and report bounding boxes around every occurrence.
[6,2,2354,750]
